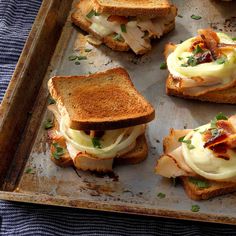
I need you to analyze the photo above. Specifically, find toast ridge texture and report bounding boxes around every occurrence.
[48,67,155,130]
[162,129,236,200]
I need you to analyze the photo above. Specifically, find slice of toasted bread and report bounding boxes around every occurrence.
[161,129,236,200]
[71,1,175,53]
[48,68,155,130]
[92,0,171,18]
[164,43,236,104]
[181,176,236,201]
[166,74,236,104]
[115,134,148,165]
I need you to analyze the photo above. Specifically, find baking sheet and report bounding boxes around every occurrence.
[1,0,236,224]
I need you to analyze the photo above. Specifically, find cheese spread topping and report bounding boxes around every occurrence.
[167,32,236,83]
[182,124,236,181]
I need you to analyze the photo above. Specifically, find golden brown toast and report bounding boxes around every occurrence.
[161,129,236,200]
[48,67,155,130]
[71,0,176,53]
[164,43,236,104]
[92,0,171,18]
[115,134,148,165]
[181,176,236,201]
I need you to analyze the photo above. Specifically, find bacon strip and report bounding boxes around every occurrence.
[198,28,221,59]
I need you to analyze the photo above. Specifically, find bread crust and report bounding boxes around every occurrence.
[166,74,236,104]
[181,176,236,201]
[92,0,172,18]
[48,67,155,130]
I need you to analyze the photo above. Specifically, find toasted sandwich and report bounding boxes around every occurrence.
[47,67,155,172]
[164,28,236,103]
[71,0,177,55]
[156,113,236,200]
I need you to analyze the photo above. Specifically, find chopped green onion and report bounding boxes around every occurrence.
[211,112,228,128]
[193,45,204,54]
[85,48,92,52]
[189,177,210,189]
[44,119,53,130]
[178,136,195,149]
[48,97,56,105]
[86,10,99,19]
[191,15,202,20]
[92,137,102,149]
[191,205,200,212]
[25,168,33,174]
[75,61,80,65]
[232,37,236,41]
[178,136,186,142]
[157,192,166,199]
[113,34,123,41]
[177,14,183,18]
[52,143,65,160]
[216,56,227,64]
[188,144,195,150]
[216,112,228,120]
[187,56,198,66]
[68,55,78,61]
[181,63,188,67]
[178,56,183,60]
[120,24,127,33]
[160,62,167,70]
[77,56,87,60]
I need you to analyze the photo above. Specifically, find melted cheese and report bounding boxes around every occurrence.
[87,11,175,54]
[182,124,236,181]
[60,117,145,159]
[167,33,236,82]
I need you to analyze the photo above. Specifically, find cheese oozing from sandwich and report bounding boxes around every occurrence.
[182,124,236,181]
[85,7,176,54]
[166,30,236,96]
[49,105,145,159]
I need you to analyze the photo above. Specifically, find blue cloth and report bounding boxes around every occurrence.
[0,0,236,235]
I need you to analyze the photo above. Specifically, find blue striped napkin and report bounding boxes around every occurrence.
[0,0,236,235]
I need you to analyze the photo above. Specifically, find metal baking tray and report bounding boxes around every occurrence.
[1,0,236,225]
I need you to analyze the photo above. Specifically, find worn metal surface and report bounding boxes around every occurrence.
[1,0,236,224]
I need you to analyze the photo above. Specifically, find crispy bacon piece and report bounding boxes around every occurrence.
[204,131,228,149]
[217,120,235,134]
[107,15,128,24]
[197,29,221,60]
[203,119,236,159]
